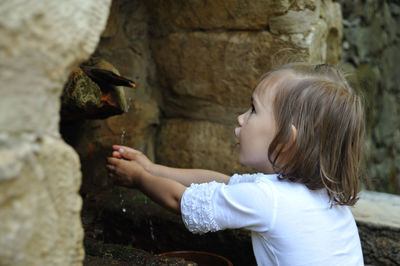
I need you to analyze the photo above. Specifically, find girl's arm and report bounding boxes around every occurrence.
[106,157,186,214]
[150,164,230,186]
[111,145,231,186]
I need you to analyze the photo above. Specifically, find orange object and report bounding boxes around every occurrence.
[87,142,95,158]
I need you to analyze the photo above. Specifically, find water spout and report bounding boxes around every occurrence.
[60,58,135,121]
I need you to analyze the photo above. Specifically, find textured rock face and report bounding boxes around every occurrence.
[157,119,253,174]
[152,31,298,109]
[337,0,400,194]
[0,1,111,265]
[146,0,291,32]
[0,138,83,265]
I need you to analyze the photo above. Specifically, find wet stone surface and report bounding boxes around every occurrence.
[80,187,256,265]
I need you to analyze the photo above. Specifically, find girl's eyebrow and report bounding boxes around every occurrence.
[252,95,267,110]
[252,95,261,106]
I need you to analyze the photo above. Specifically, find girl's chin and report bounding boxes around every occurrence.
[238,158,256,170]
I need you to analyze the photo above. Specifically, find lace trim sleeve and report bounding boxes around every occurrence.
[228,173,260,185]
[181,181,222,234]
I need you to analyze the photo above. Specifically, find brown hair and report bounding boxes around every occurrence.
[265,63,365,206]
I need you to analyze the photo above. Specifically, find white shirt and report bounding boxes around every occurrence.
[181,173,363,266]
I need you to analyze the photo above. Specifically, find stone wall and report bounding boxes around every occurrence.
[336,0,400,194]
[0,1,111,265]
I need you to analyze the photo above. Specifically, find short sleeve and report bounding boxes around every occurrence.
[181,179,277,234]
[181,181,222,234]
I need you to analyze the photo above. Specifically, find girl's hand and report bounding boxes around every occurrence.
[106,157,148,188]
[111,145,154,173]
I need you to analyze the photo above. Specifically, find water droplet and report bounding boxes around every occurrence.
[149,220,155,240]
[121,128,126,145]
[119,190,125,212]
[94,228,103,234]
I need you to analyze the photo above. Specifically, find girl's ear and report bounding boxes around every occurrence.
[281,124,297,153]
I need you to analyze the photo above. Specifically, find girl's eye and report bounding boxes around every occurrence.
[251,104,255,113]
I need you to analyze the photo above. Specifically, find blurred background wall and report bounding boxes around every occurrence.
[337,0,400,194]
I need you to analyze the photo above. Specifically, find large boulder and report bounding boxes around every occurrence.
[0,1,111,265]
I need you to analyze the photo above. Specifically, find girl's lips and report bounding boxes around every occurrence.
[234,127,240,138]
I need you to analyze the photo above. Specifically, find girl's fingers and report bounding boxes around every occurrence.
[119,148,138,160]
[112,151,121,158]
[106,158,120,172]
[107,157,118,164]
[112,145,123,150]
[112,145,141,154]
[112,145,131,151]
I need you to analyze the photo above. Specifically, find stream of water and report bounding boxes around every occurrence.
[120,128,126,145]
[126,97,132,112]
[119,128,127,213]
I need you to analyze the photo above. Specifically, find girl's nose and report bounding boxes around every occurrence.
[237,112,246,126]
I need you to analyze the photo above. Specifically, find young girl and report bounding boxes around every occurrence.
[106,62,364,266]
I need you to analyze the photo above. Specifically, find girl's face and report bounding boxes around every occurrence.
[235,79,277,174]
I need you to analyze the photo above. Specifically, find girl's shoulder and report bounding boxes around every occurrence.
[230,173,333,206]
